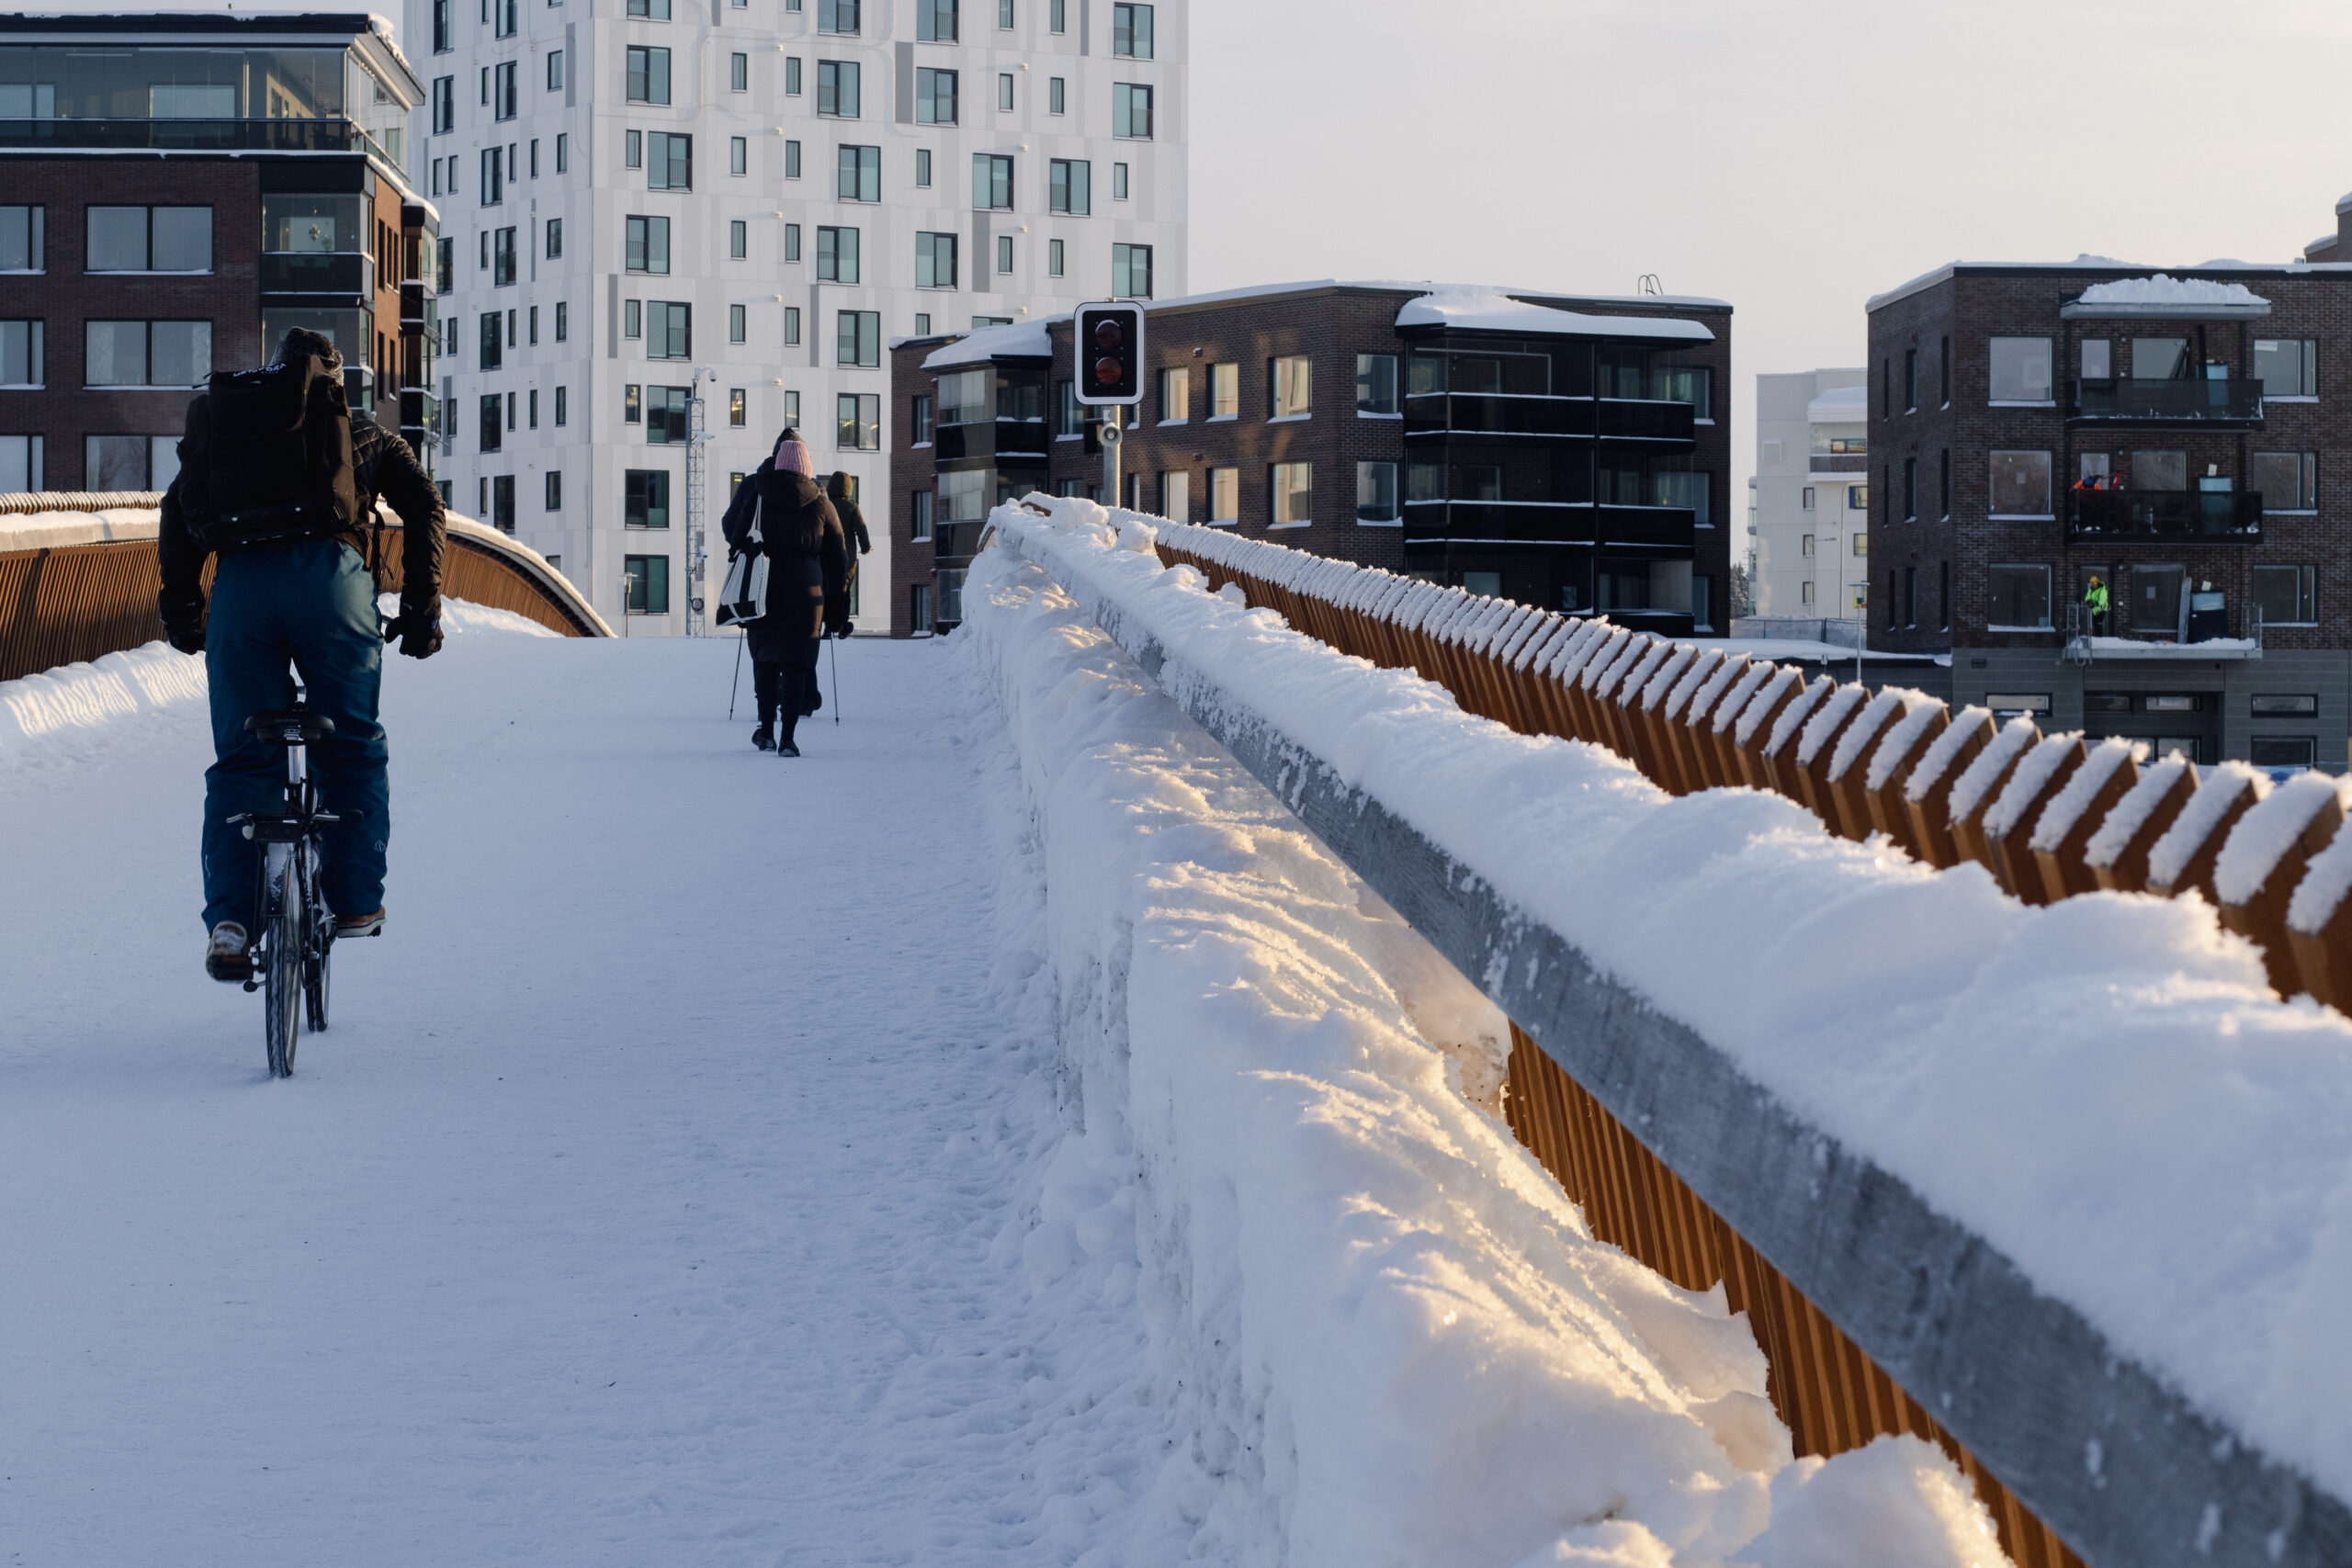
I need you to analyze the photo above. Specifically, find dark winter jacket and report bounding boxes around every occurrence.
[829,480,872,556]
[723,460,848,669]
[158,400,446,642]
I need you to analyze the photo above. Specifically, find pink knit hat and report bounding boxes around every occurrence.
[774,434,814,476]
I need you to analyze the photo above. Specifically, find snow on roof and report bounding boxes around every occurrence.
[1143,277,1734,315]
[2073,274,2270,309]
[921,314,1063,370]
[2336,189,2352,215]
[1805,385,1868,423]
[1394,287,1714,343]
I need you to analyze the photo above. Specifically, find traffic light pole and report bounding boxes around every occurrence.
[1101,405,1122,507]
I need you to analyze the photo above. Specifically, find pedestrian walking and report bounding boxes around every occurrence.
[828,471,871,637]
[720,429,848,758]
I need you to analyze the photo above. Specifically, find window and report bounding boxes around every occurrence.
[528,308,539,347]
[79,435,173,491]
[1355,353,1398,415]
[837,391,880,449]
[817,226,861,283]
[1356,461,1398,524]
[783,307,801,345]
[837,144,881,201]
[1939,452,1950,516]
[624,469,672,527]
[818,0,859,27]
[1903,457,1917,520]
[1044,238,1062,277]
[836,310,880,368]
[0,207,40,275]
[1113,162,1130,200]
[1113,83,1153,138]
[2254,694,2320,717]
[1654,469,1709,525]
[818,60,861,118]
[910,489,935,540]
[1209,466,1238,523]
[1112,243,1152,298]
[1988,335,2053,403]
[1939,562,1951,629]
[493,61,517,119]
[1050,0,1065,30]
[433,0,452,51]
[0,321,43,387]
[1653,364,1713,417]
[555,384,568,423]
[2131,564,2185,632]
[1903,347,1917,412]
[1987,450,2052,517]
[1269,355,1311,418]
[910,394,934,446]
[936,368,988,424]
[1271,461,1311,526]
[915,149,933,187]
[2131,448,2188,491]
[84,321,209,387]
[625,214,670,273]
[973,153,1013,209]
[639,385,691,442]
[1112,1,1157,55]
[494,0,519,36]
[918,0,958,41]
[1854,533,1870,556]
[996,234,1013,274]
[1800,581,1815,605]
[2254,451,2318,512]
[1801,486,1816,511]
[2132,337,2189,380]
[1985,694,2052,717]
[647,131,692,189]
[938,468,987,520]
[479,392,503,452]
[785,223,802,263]
[939,568,967,623]
[1053,379,1080,435]
[86,207,211,273]
[729,51,749,92]
[1209,364,1238,418]
[2254,564,2317,626]
[998,73,1014,111]
[729,304,747,344]
[915,67,958,125]
[786,140,802,179]
[492,225,517,284]
[1049,158,1091,214]
[999,0,1014,23]
[729,220,747,259]
[1049,76,1066,114]
[624,555,670,614]
[1939,336,1951,405]
[2255,338,2318,399]
[1987,564,2052,629]
[2080,337,2111,380]
[433,74,456,132]
[557,132,568,172]
[546,217,563,257]
[1801,534,1815,556]
[1151,469,1186,520]
[730,136,747,176]
[547,50,564,92]
[1159,367,1188,422]
[625,384,642,422]
[645,301,691,359]
[2252,737,2317,769]
[626,46,671,104]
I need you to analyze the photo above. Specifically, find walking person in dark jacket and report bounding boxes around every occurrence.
[158,326,447,979]
[827,471,872,635]
[722,430,848,756]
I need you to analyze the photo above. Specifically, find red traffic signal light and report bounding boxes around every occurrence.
[1074,302,1144,406]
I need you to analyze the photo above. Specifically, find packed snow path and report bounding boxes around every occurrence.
[0,628,1158,1565]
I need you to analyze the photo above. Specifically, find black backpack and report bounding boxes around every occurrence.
[193,355,359,550]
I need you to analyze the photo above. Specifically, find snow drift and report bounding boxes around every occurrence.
[961,532,2005,1565]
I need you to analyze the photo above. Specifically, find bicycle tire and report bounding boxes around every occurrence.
[264,850,301,1078]
[301,841,332,1033]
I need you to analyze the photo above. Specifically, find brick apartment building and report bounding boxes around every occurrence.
[888,279,1732,635]
[0,12,437,496]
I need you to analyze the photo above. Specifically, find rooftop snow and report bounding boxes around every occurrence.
[921,315,1063,370]
[1395,287,1714,343]
[1142,277,1733,315]
[2065,274,2271,317]
[1805,385,1868,423]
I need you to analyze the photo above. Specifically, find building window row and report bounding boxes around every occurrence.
[1894,333,2324,412]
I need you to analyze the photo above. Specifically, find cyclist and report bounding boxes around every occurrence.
[157,327,447,982]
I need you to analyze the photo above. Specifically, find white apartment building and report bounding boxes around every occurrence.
[1752,368,1867,619]
[405,0,1186,632]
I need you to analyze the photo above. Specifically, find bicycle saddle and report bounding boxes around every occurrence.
[244,708,336,743]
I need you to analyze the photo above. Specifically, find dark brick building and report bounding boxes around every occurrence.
[1867,246,2352,769]
[0,12,437,495]
[888,280,1733,635]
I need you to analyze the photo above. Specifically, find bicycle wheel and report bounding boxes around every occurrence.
[264,849,301,1078]
[301,840,332,1033]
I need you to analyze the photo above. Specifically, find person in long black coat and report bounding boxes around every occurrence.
[828,471,872,635]
[721,430,848,756]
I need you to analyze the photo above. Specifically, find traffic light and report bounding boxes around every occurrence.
[1074,301,1145,406]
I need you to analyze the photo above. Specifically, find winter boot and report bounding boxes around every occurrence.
[335,908,386,939]
[777,741,801,758]
[206,921,253,983]
[752,723,775,751]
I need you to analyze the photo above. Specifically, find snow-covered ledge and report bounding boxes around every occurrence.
[985,492,2352,1568]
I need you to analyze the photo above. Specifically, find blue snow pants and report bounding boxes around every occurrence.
[200,538,390,933]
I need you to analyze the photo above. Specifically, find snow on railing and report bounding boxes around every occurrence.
[988,492,2352,1568]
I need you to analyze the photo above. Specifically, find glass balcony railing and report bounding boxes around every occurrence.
[1398,500,1695,550]
[1401,393,1585,438]
[0,116,380,153]
[1595,398,1696,443]
[2067,490,2263,540]
[261,251,372,298]
[2071,378,2264,423]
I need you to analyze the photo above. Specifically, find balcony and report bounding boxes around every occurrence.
[1595,398,1696,445]
[932,521,989,560]
[2067,490,2263,541]
[1398,501,1694,551]
[1809,454,1867,474]
[401,280,436,333]
[933,420,1049,464]
[1401,393,1589,441]
[0,116,382,156]
[261,251,372,301]
[2070,378,2265,427]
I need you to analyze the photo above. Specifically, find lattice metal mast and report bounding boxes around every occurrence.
[684,368,712,636]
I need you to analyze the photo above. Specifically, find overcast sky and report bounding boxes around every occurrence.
[1188,0,2352,519]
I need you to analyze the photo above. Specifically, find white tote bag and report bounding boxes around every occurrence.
[716,493,768,626]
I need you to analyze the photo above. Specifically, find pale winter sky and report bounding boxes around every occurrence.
[1188,0,2352,539]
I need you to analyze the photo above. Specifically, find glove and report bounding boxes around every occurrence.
[165,620,206,657]
[389,600,445,660]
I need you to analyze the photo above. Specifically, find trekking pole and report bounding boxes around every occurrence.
[829,631,842,723]
[728,632,744,720]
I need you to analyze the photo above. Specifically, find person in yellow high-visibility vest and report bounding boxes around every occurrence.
[2083,573,2109,636]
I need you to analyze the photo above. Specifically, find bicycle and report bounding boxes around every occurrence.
[226,691,345,1078]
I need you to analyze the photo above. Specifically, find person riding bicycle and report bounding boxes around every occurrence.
[158,326,447,982]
